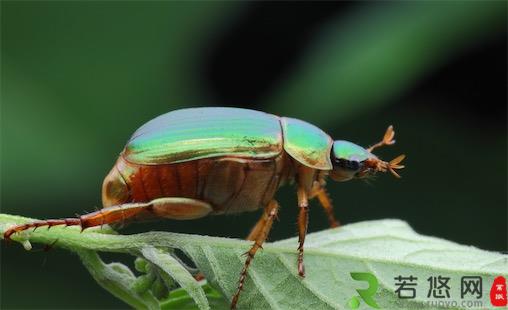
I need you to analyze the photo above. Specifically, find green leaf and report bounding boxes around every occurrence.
[184,219,507,309]
[77,250,160,310]
[161,284,229,310]
[1,214,506,309]
[141,246,210,310]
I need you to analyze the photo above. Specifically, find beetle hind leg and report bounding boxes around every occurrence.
[231,200,279,309]
[3,203,150,240]
[3,218,82,241]
[3,197,213,241]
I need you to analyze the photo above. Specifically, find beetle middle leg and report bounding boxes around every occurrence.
[231,200,279,309]
[245,202,279,241]
[296,186,309,277]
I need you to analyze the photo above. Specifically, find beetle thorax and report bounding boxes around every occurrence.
[102,163,130,207]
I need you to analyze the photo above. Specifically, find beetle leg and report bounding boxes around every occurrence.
[3,198,212,241]
[310,182,340,228]
[245,204,275,241]
[297,186,309,277]
[231,200,279,310]
[4,218,82,241]
[3,203,150,240]
[246,218,264,241]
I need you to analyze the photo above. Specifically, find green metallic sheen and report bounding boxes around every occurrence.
[124,107,283,165]
[281,117,333,170]
[332,141,373,162]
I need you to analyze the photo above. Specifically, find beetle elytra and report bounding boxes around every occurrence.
[4,107,405,309]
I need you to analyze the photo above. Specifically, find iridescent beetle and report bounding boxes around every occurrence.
[4,107,405,309]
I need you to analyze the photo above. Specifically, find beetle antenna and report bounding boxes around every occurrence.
[387,154,405,178]
[367,125,396,153]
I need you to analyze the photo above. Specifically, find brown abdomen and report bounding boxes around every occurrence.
[102,154,289,214]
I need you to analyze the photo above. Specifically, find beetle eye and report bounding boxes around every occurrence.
[348,160,360,171]
[333,158,361,171]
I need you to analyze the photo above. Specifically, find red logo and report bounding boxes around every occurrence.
[490,276,507,307]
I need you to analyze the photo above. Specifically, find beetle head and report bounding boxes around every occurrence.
[329,126,405,181]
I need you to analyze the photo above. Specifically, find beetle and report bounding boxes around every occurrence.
[4,107,404,309]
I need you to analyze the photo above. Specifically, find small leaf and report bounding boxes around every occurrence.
[141,246,210,310]
[77,250,159,309]
[135,257,150,273]
[161,283,229,310]
[151,277,170,300]
[132,273,157,295]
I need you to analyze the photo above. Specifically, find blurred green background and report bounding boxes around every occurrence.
[1,1,506,308]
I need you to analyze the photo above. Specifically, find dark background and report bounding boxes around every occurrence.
[1,2,506,308]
